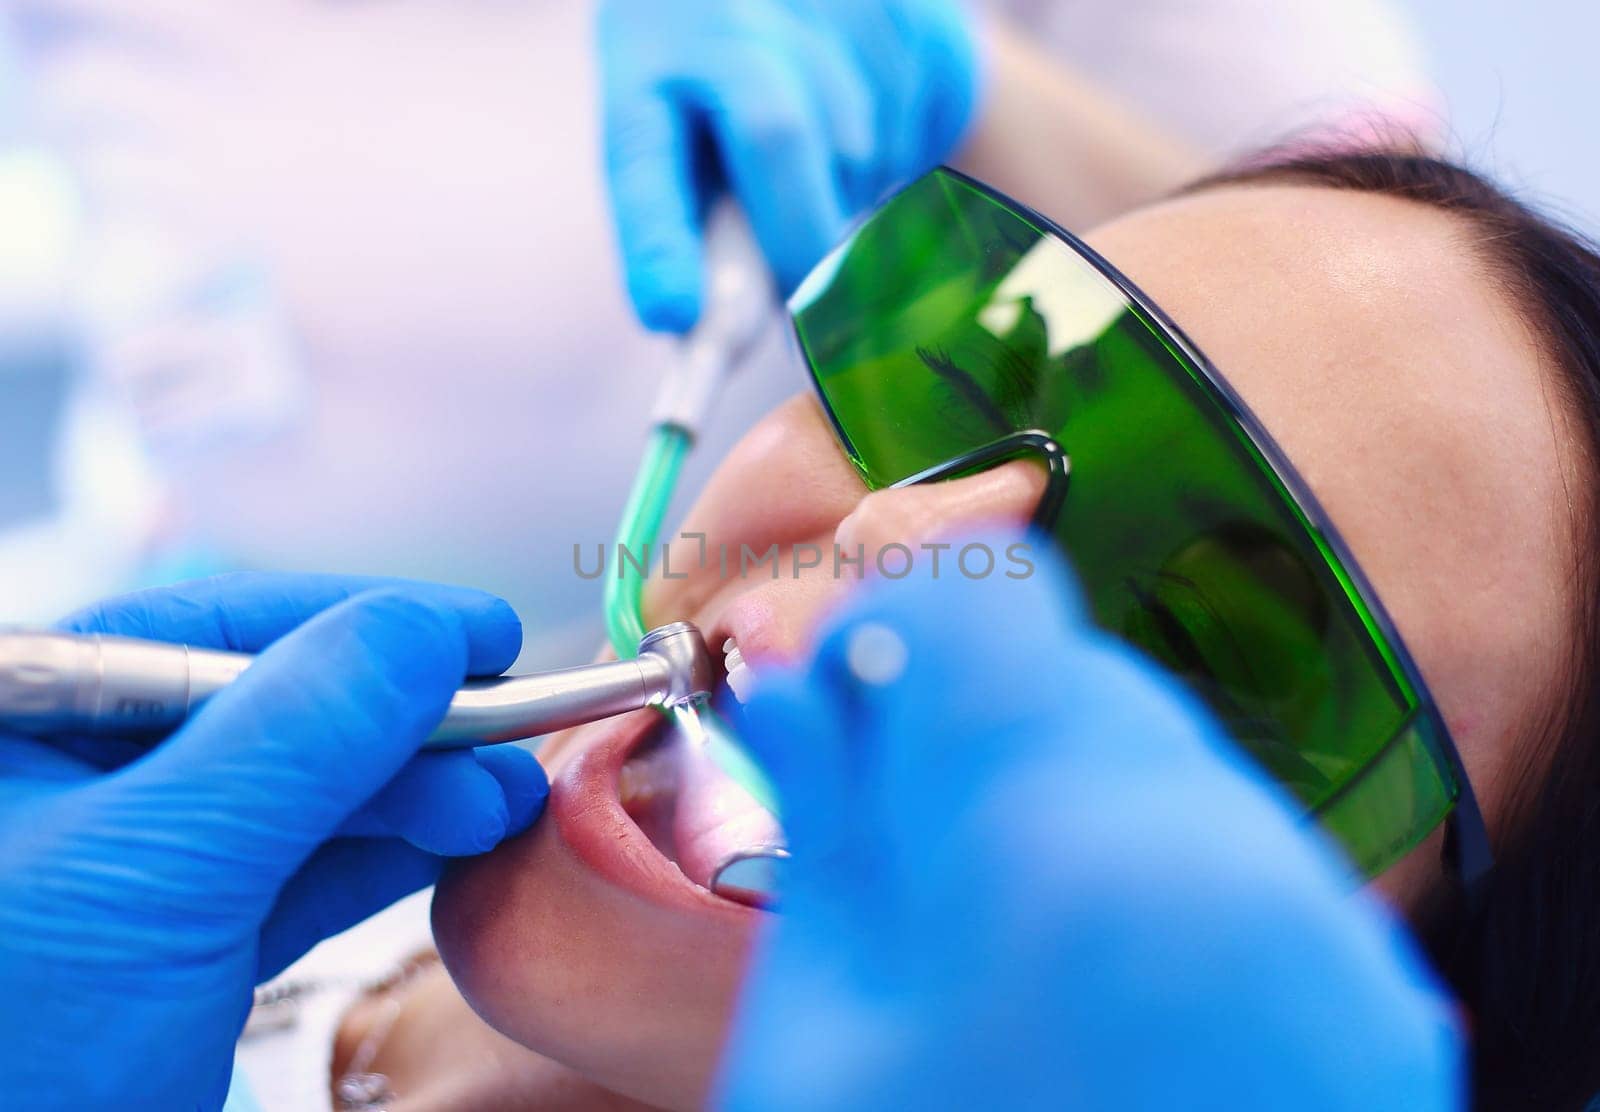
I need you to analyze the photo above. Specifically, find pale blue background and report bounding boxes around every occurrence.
[1407,0,1600,233]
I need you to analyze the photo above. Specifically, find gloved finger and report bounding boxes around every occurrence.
[819,531,1230,855]
[0,736,97,819]
[771,8,876,176]
[809,527,1085,743]
[58,571,523,676]
[908,0,986,166]
[824,0,980,193]
[255,836,442,981]
[0,732,133,778]
[794,534,1088,845]
[340,746,548,855]
[739,665,896,946]
[691,50,848,294]
[823,0,920,185]
[738,666,858,862]
[111,589,480,899]
[471,743,552,829]
[604,84,704,333]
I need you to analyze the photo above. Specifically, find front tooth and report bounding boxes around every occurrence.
[723,636,755,704]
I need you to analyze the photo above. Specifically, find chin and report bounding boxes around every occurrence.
[433,703,771,1112]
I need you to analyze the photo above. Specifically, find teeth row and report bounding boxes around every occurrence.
[723,637,755,704]
[618,745,678,807]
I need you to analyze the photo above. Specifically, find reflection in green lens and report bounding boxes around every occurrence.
[791,170,1460,877]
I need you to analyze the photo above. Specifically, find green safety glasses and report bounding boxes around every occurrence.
[789,166,1491,886]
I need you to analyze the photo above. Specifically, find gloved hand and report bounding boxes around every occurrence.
[599,0,981,331]
[719,535,1463,1110]
[0,574,549,1110]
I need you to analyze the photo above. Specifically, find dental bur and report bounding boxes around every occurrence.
[0,621,714,747]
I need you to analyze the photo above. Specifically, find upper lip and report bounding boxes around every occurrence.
[702,585,808,678]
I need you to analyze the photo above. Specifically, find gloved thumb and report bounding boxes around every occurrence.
[104,589,489,899]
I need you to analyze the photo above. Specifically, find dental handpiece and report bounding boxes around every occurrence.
[0,621,714,748]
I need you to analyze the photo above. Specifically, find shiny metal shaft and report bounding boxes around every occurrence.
[0,621,712,749]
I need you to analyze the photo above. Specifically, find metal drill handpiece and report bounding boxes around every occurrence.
[425,621,713,745]
[0,630,251,737]
[638,621,715,708]
[0,622,716,748]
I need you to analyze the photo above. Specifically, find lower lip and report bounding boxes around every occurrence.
[432,704,765,1111]
[553,707,769,920]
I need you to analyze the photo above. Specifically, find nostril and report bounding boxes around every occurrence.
[834,487,938,556]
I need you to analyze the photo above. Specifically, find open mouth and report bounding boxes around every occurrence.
[621,640,786,907]
[557,641,784,916]
[429,633,784,1111]
[619,703,786,907]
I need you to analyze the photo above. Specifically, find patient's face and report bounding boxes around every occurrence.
[433,183,1587,1109]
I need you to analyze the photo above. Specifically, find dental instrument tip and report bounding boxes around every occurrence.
[709,846,790,910]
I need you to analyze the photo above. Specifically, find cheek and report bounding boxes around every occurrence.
[644,395,867,621]
[699,394,868,542]
[433,810,751,1110]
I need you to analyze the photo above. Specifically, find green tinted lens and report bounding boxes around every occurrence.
[791,168,1461,876]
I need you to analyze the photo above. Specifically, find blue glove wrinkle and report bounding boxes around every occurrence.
[255,837,443,982]
[827,1,921,195]
[782,16,876,167]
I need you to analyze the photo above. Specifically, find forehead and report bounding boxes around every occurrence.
[1083,183,1585,804]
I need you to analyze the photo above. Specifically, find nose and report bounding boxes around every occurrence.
[640,392,1051,660]
[834,460,1048,558]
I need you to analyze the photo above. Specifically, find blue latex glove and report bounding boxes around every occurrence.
[0,574,549,1110]
[599,0,981,331]
[719,536,1464,1110]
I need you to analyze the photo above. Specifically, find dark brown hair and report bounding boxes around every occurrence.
[1196,147,1600,1112]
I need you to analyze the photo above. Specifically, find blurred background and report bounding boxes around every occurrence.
[0,1,1589,664]
[0,2,795,664]
[1411,0,1600,228]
